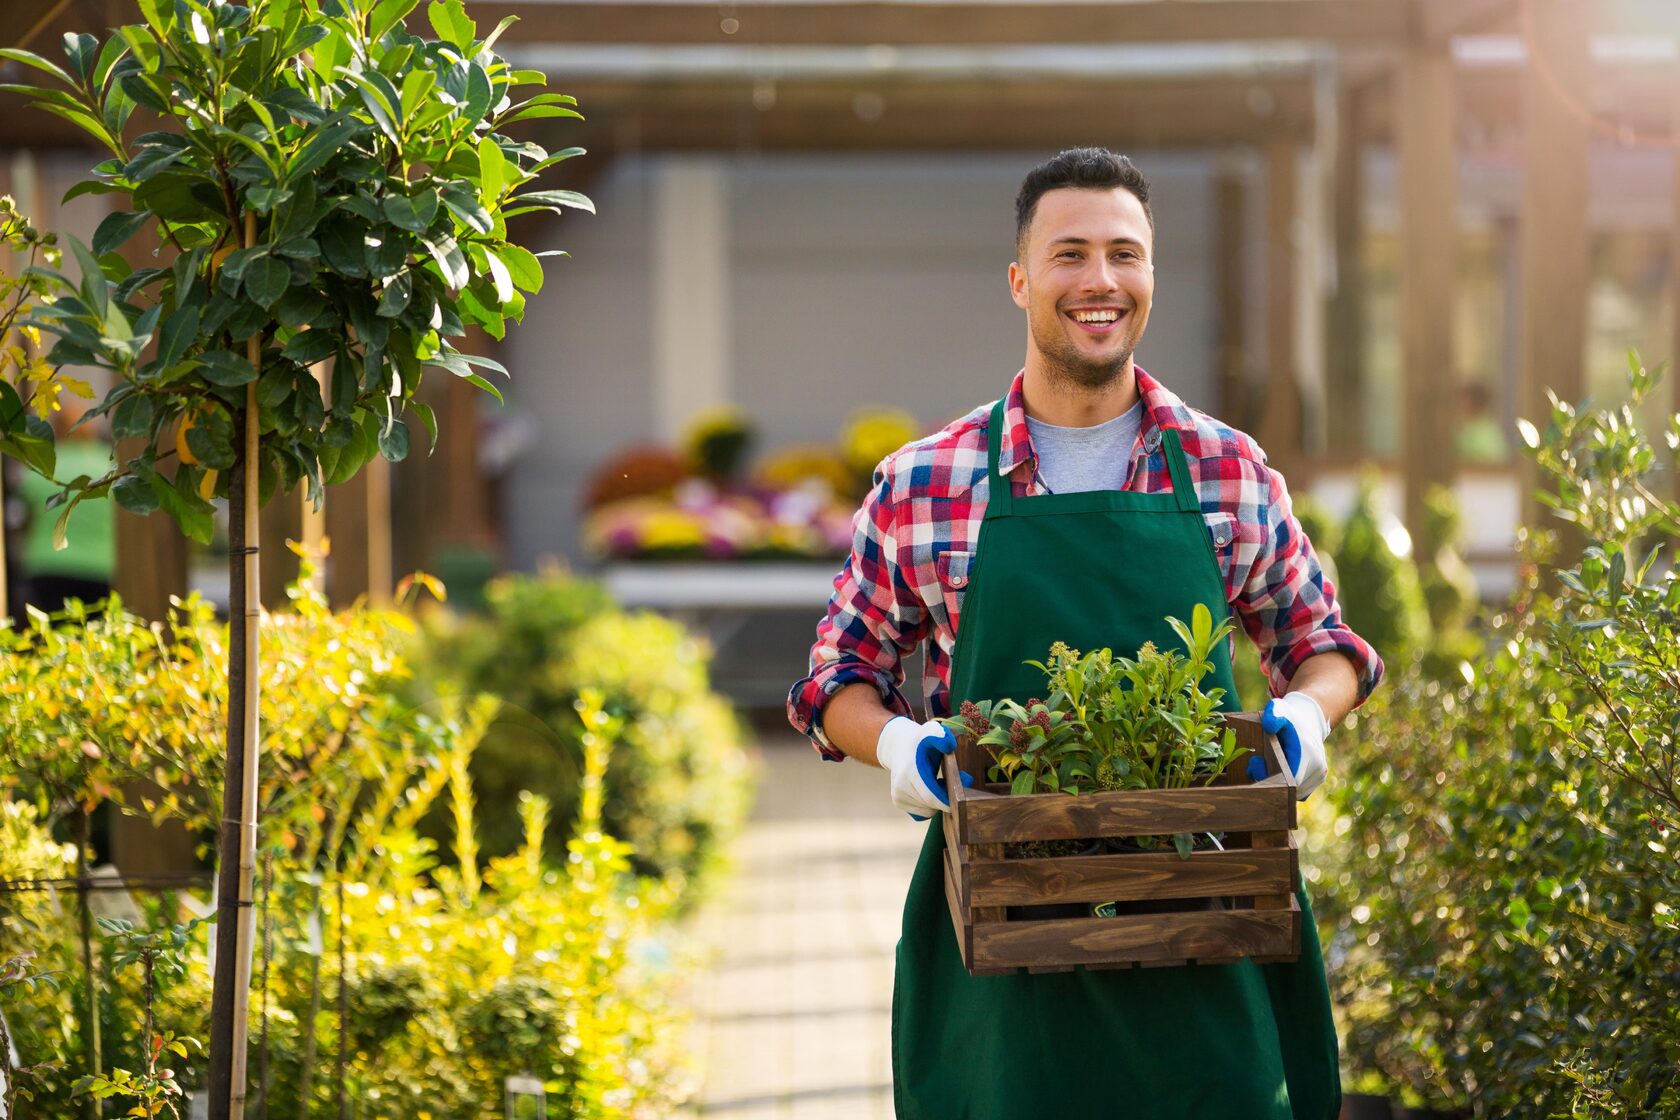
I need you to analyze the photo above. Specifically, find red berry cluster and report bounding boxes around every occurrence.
[958,700,990,738]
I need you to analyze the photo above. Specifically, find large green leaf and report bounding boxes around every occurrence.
[245,256,291,309]
[196,349,259,387]
[91,210,151,257]
[377,416,410,462]
[156,304,200,369]
[0,47,77,88]
[426,0,476,49]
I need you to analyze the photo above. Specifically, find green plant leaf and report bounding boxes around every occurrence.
[289,121,363,181]
[382,190,438,233]
[244,256,290,309]
[477,134,505,204]
[498,243,542,293]
[508,188,594,214]
[427,0,476,49]
[0,47,79,88]
[91,210,151,257]
[196,349,259,387]
[112,473,160,515]
[368,0,422,40]
[110,392,155,440]
[377,416,410,462]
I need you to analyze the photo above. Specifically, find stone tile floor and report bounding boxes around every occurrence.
[681,732,922,1119]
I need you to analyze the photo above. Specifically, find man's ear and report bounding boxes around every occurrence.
[1008,261,1029,311]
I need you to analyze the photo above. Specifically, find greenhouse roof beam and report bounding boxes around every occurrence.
[478,0,1413,48]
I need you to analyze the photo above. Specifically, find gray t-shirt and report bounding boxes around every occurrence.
[1024,401,1144,494]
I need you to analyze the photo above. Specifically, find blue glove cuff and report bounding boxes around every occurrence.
[1248,698,1303,782]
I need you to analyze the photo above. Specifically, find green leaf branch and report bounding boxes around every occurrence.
[0,0,591,544]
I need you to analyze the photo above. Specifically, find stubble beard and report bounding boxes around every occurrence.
[1032,314,1135,393]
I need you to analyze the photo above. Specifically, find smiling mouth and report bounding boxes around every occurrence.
[1065,307,1128,335]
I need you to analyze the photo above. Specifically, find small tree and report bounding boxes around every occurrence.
[0,1,590,1115]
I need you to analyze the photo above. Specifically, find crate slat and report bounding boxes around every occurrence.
[957,783,1292,843]
[966,847,1295,906]
[970,897,1301,971]
[941,843,972,969]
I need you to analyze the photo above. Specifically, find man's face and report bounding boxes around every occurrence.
[1009,186,1154,388]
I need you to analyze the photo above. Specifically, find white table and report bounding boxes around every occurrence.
[599,561,841,611]
[597,561,845,707]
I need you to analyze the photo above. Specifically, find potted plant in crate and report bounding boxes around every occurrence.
[0,2,589,1114]
[935,604,1300,975]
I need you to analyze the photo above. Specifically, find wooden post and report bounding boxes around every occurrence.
[324,471,370,609]
[365,452,391,608]
[1671,86,1680,497]
[1259,142,1302,479]
[1326,79,1367,457]
[1515,0,1591,531]
[1397,36,1460,544]
[258,485,302,607]
[113,195,189,619]
[1214,158,1250,428]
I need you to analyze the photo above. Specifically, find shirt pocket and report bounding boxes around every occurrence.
[934,549,975,635]
[1202,512,1237,594]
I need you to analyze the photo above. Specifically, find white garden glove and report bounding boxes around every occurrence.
[875,716,968,820]
[1260,691,1331,800]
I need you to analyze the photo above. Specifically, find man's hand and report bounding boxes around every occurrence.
[876,717,971,819]
[1247,692,1331,800]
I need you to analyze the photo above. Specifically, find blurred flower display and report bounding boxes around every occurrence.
[584,407,910,562]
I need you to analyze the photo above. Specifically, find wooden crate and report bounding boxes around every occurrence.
[940,711,1300,976]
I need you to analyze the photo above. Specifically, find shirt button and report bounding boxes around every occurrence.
[1143,430,1162,452]
[951,575,967,588]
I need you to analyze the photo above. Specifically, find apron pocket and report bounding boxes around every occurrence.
[934,549,974,633]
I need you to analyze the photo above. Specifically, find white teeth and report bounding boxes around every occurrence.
[1072,310,1119,324]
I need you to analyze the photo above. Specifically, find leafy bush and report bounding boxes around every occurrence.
[410,568,754,904]
[0,586,701,1117]
[1314,355,1680,1117]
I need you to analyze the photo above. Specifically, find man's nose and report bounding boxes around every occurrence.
[1081,259,1122,293]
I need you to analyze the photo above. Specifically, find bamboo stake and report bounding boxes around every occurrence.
[208,210,263,1120]
[76,810,100,1120]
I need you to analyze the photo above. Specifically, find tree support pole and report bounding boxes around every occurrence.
[208,210,263,1120]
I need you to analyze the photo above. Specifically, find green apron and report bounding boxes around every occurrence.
[890,399,1340,1119]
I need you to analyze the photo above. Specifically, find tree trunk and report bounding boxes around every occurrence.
[208,213,264,1120]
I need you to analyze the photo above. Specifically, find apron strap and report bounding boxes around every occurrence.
[985,397,1013,518]
[1161,428,1200,512]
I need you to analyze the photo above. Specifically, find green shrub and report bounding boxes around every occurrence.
[410,568,754,904]
[1334,473,1432,668]
[0,587,700,1118]
[1316,356,1680,1116]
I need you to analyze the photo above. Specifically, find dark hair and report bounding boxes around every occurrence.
[1015,148,1153,255]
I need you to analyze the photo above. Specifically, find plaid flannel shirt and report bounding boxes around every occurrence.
[787,368,1385,760]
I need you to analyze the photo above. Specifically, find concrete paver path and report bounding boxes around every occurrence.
[684,734,922,1119]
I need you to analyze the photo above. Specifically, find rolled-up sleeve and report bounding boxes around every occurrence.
[787,464,929,759]
[1237,463,1385,706]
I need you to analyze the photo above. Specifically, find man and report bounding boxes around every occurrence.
[788,148,1383,1119]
